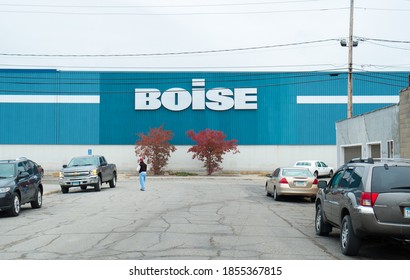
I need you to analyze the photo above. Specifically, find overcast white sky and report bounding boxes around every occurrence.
[1,0,410,71]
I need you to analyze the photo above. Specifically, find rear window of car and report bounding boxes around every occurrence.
[296,162,311,167]
[283,169,312,177]
[371,166,410,193]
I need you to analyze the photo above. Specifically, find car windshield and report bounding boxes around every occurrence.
[372,166,410,192]
[68,157,99,167]
[283,169,312,177]
[0,163,15,178]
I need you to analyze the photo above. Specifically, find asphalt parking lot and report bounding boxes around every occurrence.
[1,174,328,260]
[1,174,409,260]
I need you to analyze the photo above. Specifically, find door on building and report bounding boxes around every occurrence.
[368,143,381,159]
[342,145,362,163]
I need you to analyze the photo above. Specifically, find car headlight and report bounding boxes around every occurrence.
[59,171,63,178]
[90,169,97,176]
[0,187,11,193]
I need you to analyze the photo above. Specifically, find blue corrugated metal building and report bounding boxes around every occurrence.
[0,69,407,146]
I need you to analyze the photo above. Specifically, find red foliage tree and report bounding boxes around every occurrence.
[186,129,239,175]
[135,125,176,175]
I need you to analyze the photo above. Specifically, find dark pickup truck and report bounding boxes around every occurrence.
[59,155,117,193]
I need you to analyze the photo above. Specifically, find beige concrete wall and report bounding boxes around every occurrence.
[400,88,410,158]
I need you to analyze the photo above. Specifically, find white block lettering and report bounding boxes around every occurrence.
[206,88,235,111]
[135,79,258,111]
[234,88,258,109]
[161,88,191,111]
[135,89,161,110]
[192,79,206,110]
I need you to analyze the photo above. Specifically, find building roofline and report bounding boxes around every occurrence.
[336,103,399,124]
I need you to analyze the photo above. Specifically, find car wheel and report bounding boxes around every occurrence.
[340,215,361,256]
[81,186,87,190]
[30,188,43,209]
[315,203,332,235]
[109,174,116,188]
[310,196,316,203]
[273,187,280,201]
[314,171,318,178]
[94,176,102,192]
[7,193,21,217]
[329,170,334,178]
[61,186,69,194]
[265,184,271,197]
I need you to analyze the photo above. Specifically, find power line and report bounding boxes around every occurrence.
[352,68,410,79]
[354,72,409,84]
[0,39,338,57]
[3,62,410,72]
[2,2,409,11]
[0,77,347,94]
[0,1,324,9]
[357,36,410,51]
[356,63,410,70]
[364,41,410,51]
[0,70,408,91]
[358,37,410,44]
[354,77,407,88]
[1,76,405,94]
[0,70,347,83]
[2,36,408,59]
[0,3,408,16]
[0,63,345,70]
[356,6,410,12]
[0,7,349,16]
[2,4,409,16]
[3,63,410,72]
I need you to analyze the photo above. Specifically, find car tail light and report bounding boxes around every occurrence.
[279,177,288,184]
[313,178,318,184]
[360,192,379,206]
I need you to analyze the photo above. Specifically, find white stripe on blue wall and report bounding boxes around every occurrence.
[297,95,399,104]
[0,95,100,104]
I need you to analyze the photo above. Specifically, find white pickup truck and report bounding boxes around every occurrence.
[59,155,117,193]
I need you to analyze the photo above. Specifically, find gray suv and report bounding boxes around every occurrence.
[315,158,410,256]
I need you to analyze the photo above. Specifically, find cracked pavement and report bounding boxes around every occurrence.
[1,176,407,260]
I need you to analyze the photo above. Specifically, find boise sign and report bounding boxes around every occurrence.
[135,79,257,111]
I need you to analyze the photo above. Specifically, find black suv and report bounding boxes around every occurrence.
[315,158,410,256]
[0,157,43,217]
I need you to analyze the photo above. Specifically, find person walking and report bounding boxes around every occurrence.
[138,158,147,191]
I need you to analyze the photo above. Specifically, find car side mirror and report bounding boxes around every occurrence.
[101,162,107,166]
[318,180,328,189]
[62,164,67,168]
[266,173,272,178]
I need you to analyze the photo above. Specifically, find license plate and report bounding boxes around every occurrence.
[404,207,410,218]
[72,181,80,186]
[294,181,305,187]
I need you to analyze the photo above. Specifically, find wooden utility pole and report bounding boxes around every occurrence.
[347,0,354,118]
